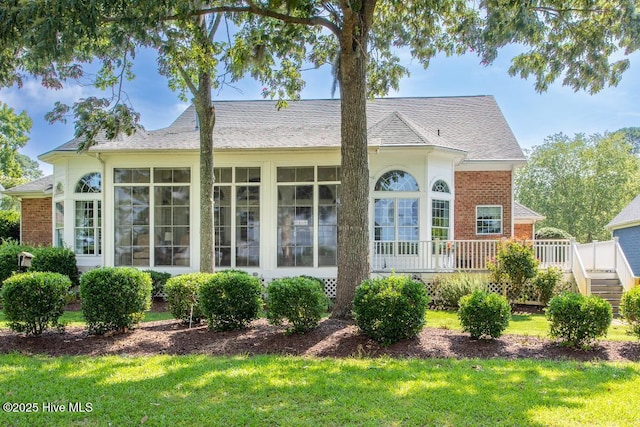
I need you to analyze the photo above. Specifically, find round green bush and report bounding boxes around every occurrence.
[198,271,263,331]
[535,227,572,240]
[1,272,71,335]
[0,241,34,283]
[30,246,80,286]
[142,270,172,297]
[435,273,487,308]
[266,277,329,333]
[532,267,563,306]
[164,273,209,324]
[621,286,640,340]
[353,275,430,346]
[80,267,152,335]
[546,292,612,348]
[458,290,511,339]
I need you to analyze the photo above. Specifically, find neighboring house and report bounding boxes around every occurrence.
[606,194,640,276]
[10,96,535,287]
[4,175,54,246]
[513,202,545,240]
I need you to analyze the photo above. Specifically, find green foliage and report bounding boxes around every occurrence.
[0,210,19,241]
[0,240,33,283]
[546,292,612,348]
[164,273,208,324]
[434,273,488,308]
[1,272,70,335]
[266,277,329,334]
[30,246,79,286]
[80,267,152,335]
[535,227,572,240]
[0,102,33,190]
[532,267,563,306]
[458,290,511,339]
[620,286,640,340]
[142,270,172,297]
[198,271,263,331]
[487,240,539,301]
[353,275,430,346]
[516,132,640,242]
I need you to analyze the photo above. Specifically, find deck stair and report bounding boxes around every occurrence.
[588,272,624,316]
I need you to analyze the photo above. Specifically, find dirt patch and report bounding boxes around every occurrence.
[1,318,638,362]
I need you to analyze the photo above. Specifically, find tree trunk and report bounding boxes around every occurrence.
[194,72,215,273]
[331,38,371,319]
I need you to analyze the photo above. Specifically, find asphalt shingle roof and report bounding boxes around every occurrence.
[46,96,525,161]
[607,195,640,229]
[513,202,545,221]
[3,175,53,195]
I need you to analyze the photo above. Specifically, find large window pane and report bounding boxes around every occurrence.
[75,200,101,255]
[214,185,232,267]
[374,197,418,255]
[114,186,149,266]
[431,199,450,241]
[154,185,189,267]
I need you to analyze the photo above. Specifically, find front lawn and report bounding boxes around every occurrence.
[427,309,635,342]
[1,308,635,342]
[0,354,638,426]
[0,310,173,328]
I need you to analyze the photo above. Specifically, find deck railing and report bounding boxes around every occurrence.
[371,239,571,273]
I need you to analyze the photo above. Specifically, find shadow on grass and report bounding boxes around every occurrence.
[1,353,639,426]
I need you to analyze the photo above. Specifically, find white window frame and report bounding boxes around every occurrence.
[476,205,503,235]
[113,167,191,267]
[276,166,341,268]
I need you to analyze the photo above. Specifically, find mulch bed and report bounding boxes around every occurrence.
[1,317,639,362]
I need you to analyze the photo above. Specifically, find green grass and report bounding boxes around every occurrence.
[0,310,173,328]
[427,309,636,342]
[0,354,639,426]
[1,308,635,341]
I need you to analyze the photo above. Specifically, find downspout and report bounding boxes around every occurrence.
[510,165,515,238]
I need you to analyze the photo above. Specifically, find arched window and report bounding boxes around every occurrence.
[375,170,419,192]
[374,170,419,256]
[75,172,102,193]
[432,179,450,194]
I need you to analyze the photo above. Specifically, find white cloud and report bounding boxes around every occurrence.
[0,80,94,112]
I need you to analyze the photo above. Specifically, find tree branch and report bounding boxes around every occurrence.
[175,63,199,97]
[208,12,223,41]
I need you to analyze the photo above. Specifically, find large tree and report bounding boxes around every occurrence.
[0,101,33,190]
[516,132,640,242]
[0,2,311,272]
[1,1,638,318]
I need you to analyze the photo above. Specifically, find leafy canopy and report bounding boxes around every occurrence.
[516,131,640,242]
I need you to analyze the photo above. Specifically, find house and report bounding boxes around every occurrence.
[9,96,537,292]
[606,194,640,276]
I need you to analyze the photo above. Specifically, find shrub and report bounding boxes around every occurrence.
[434,273,487,308]
[198,271,263,331]
[458,290,511,339]
[487,240,539,301]
[353,275,430,346]
[532,267,563,306]
[142,270,172,297]
[620,286,640,340]
[546,292,612,348]
[266,277,329,333]
[1,272,71,335]
[30,246,80,286]
[535,227,572,240]
[0,241,34,283]
[80,267,152,335]
[0,210,20,241]
[164,273,209,324]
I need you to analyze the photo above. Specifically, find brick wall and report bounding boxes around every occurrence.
[21,197,52,246]
[454,171,512,240]
[514,223,534,240]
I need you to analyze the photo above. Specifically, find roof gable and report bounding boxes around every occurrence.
[607,194,640,230]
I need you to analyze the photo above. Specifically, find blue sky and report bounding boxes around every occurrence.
[1,46,639,175]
